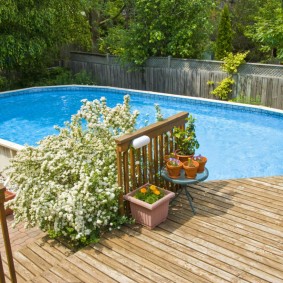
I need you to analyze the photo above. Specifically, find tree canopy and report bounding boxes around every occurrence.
[245,0,283,61]
[215,4,233,60]
[0,0,91,87]
[101,0,215,66]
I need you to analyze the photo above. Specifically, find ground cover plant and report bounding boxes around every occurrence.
[6,95,139,248]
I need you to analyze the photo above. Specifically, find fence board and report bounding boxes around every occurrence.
[69,52,283,110]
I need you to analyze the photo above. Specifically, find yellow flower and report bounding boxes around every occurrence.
[153,189,160,195]
[140,187,147,194]
[149,185,157,191]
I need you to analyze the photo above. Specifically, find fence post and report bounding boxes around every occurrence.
[167,56,172,68]
[0,184,17,283]
[106,53,110,65]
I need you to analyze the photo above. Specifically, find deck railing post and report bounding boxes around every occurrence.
[0,184,17,283]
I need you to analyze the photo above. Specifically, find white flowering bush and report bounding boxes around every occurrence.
[6,95,139,247]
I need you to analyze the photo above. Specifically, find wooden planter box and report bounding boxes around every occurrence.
[4,189,16,216]
[124,184,175,229]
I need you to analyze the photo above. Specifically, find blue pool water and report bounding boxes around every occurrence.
[1,85,283,181]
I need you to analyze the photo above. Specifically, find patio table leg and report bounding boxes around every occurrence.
[184,186,196,214]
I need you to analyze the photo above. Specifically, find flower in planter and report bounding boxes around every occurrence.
[193,154,207,173]
[167,158,182,167]
[134,184,165,204]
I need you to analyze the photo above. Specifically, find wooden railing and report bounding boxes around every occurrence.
[0,184,17,283]
[115,112,188,214]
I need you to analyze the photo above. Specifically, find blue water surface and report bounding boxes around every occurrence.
[1,85,283,181]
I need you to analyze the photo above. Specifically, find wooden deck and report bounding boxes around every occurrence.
[3,176,283,283]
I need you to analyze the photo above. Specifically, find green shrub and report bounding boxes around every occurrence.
[211,76,235,100]
[6,95,138,248]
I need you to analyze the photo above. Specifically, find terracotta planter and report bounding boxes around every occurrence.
[4,189,16,216]
[196,157,207,173]
[183,160,199,179]
[124,185,175,229]
[176,153,194,163]
[166,161,183,179]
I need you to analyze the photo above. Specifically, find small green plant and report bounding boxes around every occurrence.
[134,184,165,204]
[173,115,199,155]
[211,77,235,100]
[222,51,249,75]
[187,157,195,167]
[207,80,215,86]
[230,94,262,105]
[211,52,249,100]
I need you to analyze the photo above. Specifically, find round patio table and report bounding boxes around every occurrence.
[161,167,209,214]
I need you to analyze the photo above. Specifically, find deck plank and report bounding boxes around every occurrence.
[3,176,283,283]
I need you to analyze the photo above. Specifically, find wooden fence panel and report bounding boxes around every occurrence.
[69,53,283,110]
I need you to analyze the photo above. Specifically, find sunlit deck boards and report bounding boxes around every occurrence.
[3,176,283,283]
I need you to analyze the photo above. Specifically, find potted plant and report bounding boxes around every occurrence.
[124,184,175,229]
[173,115,199,163]
[194,154,207,173]
[166,158,183,179]
[164,152,177,163]
[183,157,199,179]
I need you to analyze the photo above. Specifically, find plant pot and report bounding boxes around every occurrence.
[4,189,16,216]
[124,184,175,229]
[183,160,199,179]
[176,153,194,163]
[166,161,183,179]
[196,157,207,173]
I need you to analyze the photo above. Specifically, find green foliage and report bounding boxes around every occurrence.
[103,0,214,66]
[229,0,265,61]
[215,4,233,60]
[211,51,248,100]
[173,115,199,155]
[230,94,262,105]
[27,68,96,87]
[211,76,234,100]
[222,51,249,74]
[245,0,283,61]
[0,0,91,87]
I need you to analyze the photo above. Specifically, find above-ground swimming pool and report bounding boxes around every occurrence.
[1,85,283,181]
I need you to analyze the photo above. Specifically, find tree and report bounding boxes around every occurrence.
[245,0,283,62]
[102,0,214,66]
[215,4,233,60]
[81,0,133,50]
[229,0,265,61]
[0,0,91,88]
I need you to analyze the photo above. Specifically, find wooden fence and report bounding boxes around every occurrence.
[115,111,188,214]
[69,52,283,110]
[0,184,17,283]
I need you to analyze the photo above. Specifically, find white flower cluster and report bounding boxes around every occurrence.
[6,95,139,243]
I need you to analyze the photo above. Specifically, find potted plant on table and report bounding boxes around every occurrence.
[194,154,207,173]
[166,158,183,179]
[124,184,175,229]
[183,157,199,179]
[173,115,199,163]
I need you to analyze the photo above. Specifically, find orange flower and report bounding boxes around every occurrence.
[140,187,147,194]
[149,185,157,191]
[153,189,160,195]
